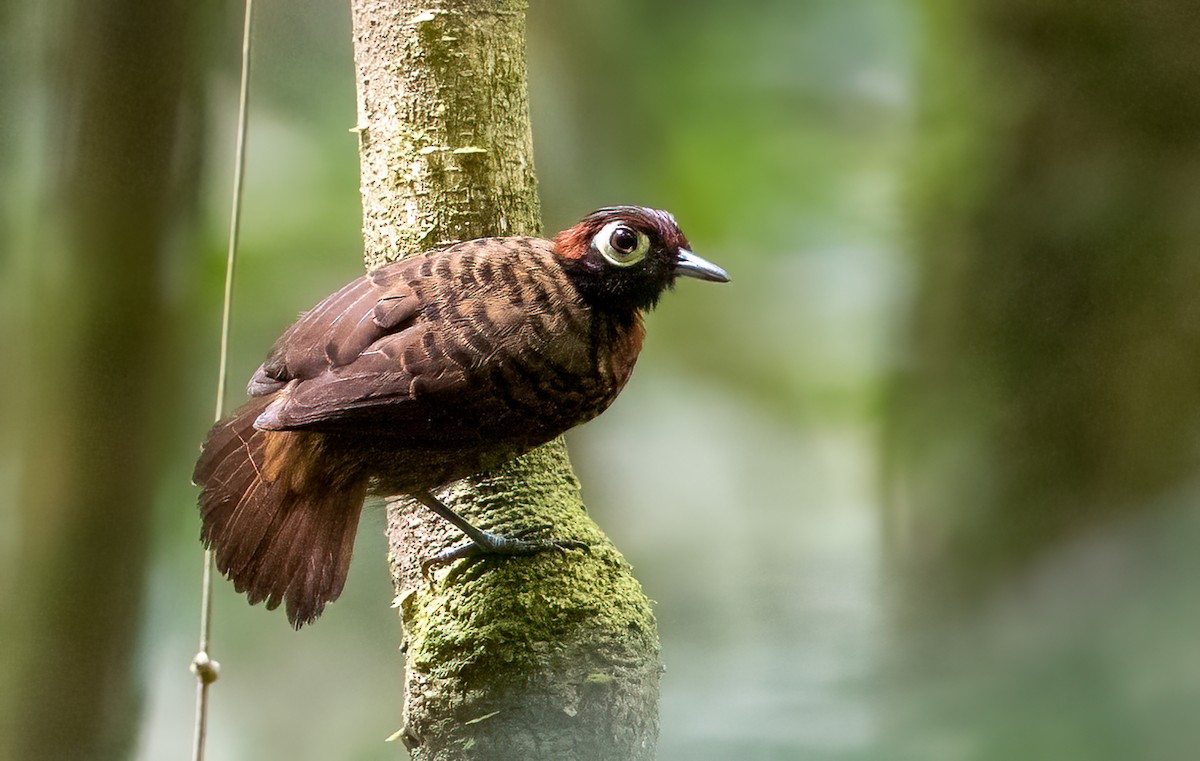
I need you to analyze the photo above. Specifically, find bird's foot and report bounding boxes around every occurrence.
[420,524,588,580]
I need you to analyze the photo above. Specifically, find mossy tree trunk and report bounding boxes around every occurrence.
[349,2,661,759]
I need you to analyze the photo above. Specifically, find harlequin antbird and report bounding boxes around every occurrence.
[193,206,729,627]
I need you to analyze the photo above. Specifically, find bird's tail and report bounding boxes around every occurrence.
[193,397,367,628]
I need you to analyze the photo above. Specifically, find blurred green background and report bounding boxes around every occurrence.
[4,0,1200,759]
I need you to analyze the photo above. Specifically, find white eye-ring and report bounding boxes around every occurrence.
[594,221,650,267]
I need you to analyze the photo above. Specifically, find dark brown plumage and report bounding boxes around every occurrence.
[193,206,729,627]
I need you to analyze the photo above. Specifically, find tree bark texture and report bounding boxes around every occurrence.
[0,1,200,760]
[349,3,661,759]
[888,0,1200,613]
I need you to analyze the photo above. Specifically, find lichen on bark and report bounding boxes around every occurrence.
[349,2,661,759]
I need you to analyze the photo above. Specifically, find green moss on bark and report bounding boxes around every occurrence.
[400,443,657,684]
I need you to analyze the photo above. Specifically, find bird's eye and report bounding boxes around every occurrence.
[611,226,638,253]
[594,221,650,267]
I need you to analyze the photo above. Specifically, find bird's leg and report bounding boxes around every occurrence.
[411,489,587,577]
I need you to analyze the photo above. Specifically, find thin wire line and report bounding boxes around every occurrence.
[192,1,254,759]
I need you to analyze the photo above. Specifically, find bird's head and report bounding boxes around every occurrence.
[553,206,729,314]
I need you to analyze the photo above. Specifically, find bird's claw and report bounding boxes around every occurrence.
[420,527,588,580]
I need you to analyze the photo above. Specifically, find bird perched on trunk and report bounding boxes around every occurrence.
[194,206,728,627]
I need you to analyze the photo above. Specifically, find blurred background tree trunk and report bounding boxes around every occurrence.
[886,0,1200,756]
[0,1,204,759]
[350,1,661,759]
[890,0,1200,618]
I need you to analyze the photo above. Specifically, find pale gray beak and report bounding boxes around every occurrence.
[673,249,730,283]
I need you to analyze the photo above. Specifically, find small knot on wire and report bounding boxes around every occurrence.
[191,652,221,685]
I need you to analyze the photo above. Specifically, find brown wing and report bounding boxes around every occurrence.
[248,237,604,444]
[247,259,421,398]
